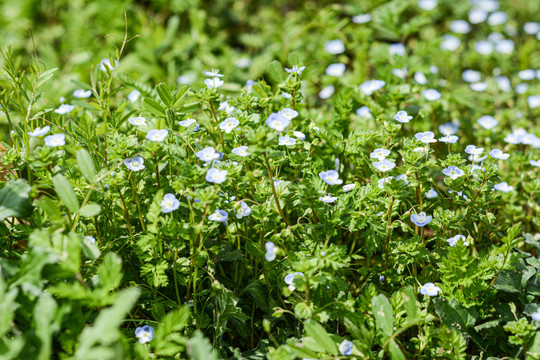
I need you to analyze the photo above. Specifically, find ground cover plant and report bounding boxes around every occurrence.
[1,0,540,358]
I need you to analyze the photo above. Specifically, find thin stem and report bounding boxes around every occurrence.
[263,152,290,227]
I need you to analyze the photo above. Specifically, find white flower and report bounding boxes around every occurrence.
[204,77,224,89]
[319,194,338,203]
[84,236,96,245]
[439,121,459,135]
[319,170,343,185]
[469,8,488,24]
[494,182,514,193]
[284,65,306,75]
[203,68,224,77]
[196,147,221,162]
[394,110,412,123]
[236,201,251,219]
[440,35,461,51]
[265,241,277,261]
[28,126,50,137]
[527,95,540,108]
[359,80,385,95]
[532,309,540,321]
[516,83,529,94]
[373,159,396,172]
[128,116,147,126]
[44,133,65,147]
[392,67,408,79]
[293,131,306,140]
[219,117,239,134]
[415,131,437,144]
[378,176,393,189]
[265,113,290,132]
[524,22,540,35]
[178,118,198,128]
[530,159,540,167]
[128,89,141,102]
[319,85,335,99]
[389,43,406,57]
[420,282,441,296]
[477,115,498,129]
[54,104,75,114]
[160,193,180,213]
[352,14,371,24]
[414,71,428,85]
[206,168,228,184]
[282,92,292,99]
[208,209,228,222]
[370,148,390,160]
[146,129,168,142]
[447,235,468,247]
[465,145,484,155]
[284,272,304,291]
[343,183,356,192]
[124,156,145,171]
[235,57,252,68]
[439,134,459,143]
[218,101,236,114]
[339,340,353,356]
[418,0,437,10]
[73,89,92,98]
[426,188,439,199]
[489,149,509,160]
[231,146,249,157]
[475,41,494,55]
[462,69,481,83]
[496,39,514,54]
[99,58,118,71]
[177,73,196,84]
[422,89,441,101]
[326,63,346,77]
[356,106,372,119]
[450,20,471,34]
[279,136,296,146]
[488,11,507,26]
[324,39,345,54]
[470,82,488,92]
[495,76,512,92]
[278,108,299,120]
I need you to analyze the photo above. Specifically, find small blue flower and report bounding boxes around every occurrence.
[370,148,390,160]
[135,325,154,344]
[494,182,514,193]
[146,129,168,142]
[203,68,224,77]
[420,282,441,296]
[394,110,412,123]
[422,89,441,101]
[73,89,92,98]
[206,168,228,184]
[356,106,372,119]
[442,166,465,179]
[124,156,145,172]
[128,116,147,126]
[231,146,249,157]
[196,147,220,162]
[324,39,345,54]
[439,134,459,143]
[278,108,299,120]
[178,118,198,130]
[54,104,75,115]
[319,170,343,185]
[477,115,498,129]
[410,212,432,227]
[44,133,65,147]
[284,272,304,291]
[359,80,385,95]
[236,201,251,219]
[128,89,141,102]
[372,159,396,173]
[160,193,180,213]
[28,126,51,137]
[266,113,290,132]
[415,131,437,144]
[208,209,228,222]
[284,65,306,75]
[465,145,483,155]
[219,117,239,134]
[278,136,296,146]
[489,149,510,160]
[319,194,338,203]
[531,159,540,167]
[204,77,224,89]
[326,63,346,77]
[446,235,468,247]
[339,340,353,356]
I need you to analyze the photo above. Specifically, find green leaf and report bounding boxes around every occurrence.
[156,82,172,107]
[433,298,484,350]
[79,203,101,217]
[34,293,58,360]
[70,79,93,91]
[372,294,394,339]
[52,174,80,213]
[0,179,32,220]
[37,67,58,87]
[267,60,285,83]
[187,331,218,360]
[155,306,190,356]
[401,287,417,322]
[76,148,96,182]
[388,339,406,360]
[144,97,166,116]
[303,319,338,355]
